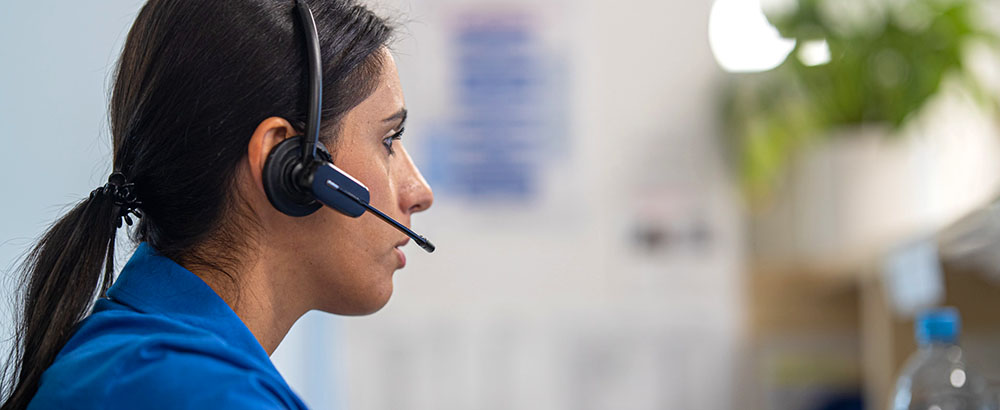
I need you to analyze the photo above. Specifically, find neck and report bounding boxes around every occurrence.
[189,249,309,355]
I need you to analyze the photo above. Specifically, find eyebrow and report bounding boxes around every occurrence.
[382,108,407,125]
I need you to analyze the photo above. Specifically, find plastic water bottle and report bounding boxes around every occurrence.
[888,307,996,410]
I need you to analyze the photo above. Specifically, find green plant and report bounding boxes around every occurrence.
[725,0,999,197]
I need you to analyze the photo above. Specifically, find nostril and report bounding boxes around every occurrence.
[414,193,433,213]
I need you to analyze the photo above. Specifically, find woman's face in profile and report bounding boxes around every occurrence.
[293,48,433,315]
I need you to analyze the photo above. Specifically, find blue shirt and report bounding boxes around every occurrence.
[28,243,308,409]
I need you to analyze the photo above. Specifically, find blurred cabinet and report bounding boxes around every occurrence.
[861,265,1000,410]
[745,270,864,410]
[746,264,1000,410]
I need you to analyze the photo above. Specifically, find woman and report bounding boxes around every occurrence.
[1,0,433,408]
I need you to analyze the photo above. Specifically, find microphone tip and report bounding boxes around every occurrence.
[418,237,435,253]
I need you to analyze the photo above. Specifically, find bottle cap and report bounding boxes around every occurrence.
[916,307,960,345]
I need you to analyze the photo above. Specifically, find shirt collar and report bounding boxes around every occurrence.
[107,242,277,372]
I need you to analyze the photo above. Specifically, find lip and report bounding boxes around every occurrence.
[393,247,407,269]
[393,238,409,269]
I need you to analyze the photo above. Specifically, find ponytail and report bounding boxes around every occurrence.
[1,190,120,410]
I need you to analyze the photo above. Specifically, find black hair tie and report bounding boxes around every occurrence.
[90,172,143,228]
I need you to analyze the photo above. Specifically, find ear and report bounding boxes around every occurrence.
[248,117,299,192]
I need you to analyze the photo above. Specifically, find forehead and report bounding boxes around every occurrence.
[348,48,404,126]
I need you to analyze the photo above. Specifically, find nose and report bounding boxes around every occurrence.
[395,147,434,217]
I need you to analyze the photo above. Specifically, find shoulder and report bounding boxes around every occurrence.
[29,302,304,410]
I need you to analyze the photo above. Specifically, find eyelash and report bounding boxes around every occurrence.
[382,127,404,155]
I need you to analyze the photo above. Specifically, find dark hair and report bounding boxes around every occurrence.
[1,1,393,408]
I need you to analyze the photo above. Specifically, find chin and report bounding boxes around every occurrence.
[328,278,394,316]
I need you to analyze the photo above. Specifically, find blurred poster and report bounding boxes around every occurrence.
[424,4,571,203]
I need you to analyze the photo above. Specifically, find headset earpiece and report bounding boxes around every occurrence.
[262,135,322,217]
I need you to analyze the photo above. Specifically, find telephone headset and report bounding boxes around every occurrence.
[261,0,435,253]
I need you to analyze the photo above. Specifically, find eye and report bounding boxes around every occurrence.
[382,127,404,155]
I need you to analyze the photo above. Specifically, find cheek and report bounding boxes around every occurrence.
[352,159,396,208]
[332,139,396,206]
[300,200,396,315]
[302,146,398,314]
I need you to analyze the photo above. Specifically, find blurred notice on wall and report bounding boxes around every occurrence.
[425,5,571,203]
